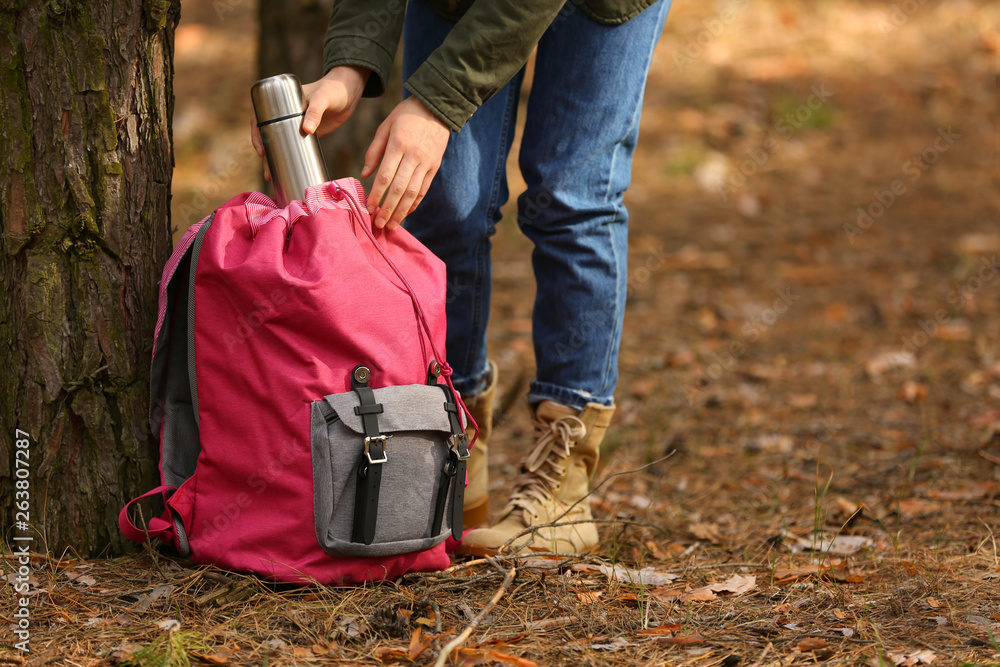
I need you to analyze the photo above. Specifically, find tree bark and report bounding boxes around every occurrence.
[257,0,400,183]
[0,0,179,554]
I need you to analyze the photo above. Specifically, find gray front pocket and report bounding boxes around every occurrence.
[310,384,458,558]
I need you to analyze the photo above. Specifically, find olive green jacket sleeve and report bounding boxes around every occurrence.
[323,0,566,132]
[402,0,567,131]
[323,0,657,131]
[323,0,408,100]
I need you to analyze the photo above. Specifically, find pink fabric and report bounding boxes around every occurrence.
[143,178,461,584]
[119,485,177,543]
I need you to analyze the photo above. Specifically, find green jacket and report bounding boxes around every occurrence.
[323,0,657,131]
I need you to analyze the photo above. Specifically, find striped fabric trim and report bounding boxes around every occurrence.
[245,180,363,239]
[153,215,211,357]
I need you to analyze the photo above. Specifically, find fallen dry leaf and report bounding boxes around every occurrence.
[374,646,409,662]
[773,560,863,584]
[901,380,929,403]
[925,482,995,501]
[689,522,724,543]
[519,556,564,571]
[788,392,818,408]
[309,645,329,656]
[523,617,572,631]
[889,650,936,666]
[747,433,795,454]
[155,619,180,632]
[897,499,942,517]
[681,587,719,602]
[644,540,669,560]
[599,563,679,586]
[705,573,756,595]
[408,628,432,661]
[662,574,757,602]
[109,643,144,662]
[637,623,682,636]
[798,637,829,651]
[589,637,631,651]
[458,648,538,667]
[834,497,863,519]
[783,531,874,555]
[865,350,916,380]
[651,633,705,645]
[576,591,603,604]
[189,649,233,665]
[937,321,971,340]
[337,616,365,638]
[954,233,1000,254]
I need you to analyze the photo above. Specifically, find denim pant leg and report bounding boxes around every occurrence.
[519,0,671,409]
[401,0,523,396]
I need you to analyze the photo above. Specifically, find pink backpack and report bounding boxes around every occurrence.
[120,178,473,584]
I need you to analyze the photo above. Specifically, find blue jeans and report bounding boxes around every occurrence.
[403,0,671,409]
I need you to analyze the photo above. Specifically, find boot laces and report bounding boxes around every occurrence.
[505,415,586,518]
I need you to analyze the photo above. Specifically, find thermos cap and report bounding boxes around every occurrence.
[251,73,305,124]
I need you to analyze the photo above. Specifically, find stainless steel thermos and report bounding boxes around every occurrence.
[251,74,329,207]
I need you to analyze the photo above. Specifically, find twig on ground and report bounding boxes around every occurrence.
[680,562,766,571]
[443,558,489,573]
[748,642,773,667]
[433,565,517,667]
[414,597,443,634]
[979,449,1000,465]
[136,504,168,583]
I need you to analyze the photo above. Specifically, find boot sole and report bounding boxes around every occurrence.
[453,542,599,558]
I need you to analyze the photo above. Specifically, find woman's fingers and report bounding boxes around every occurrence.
[250,114,264,156]
[369,149,405,227]
[379,160,422,230]
[250,114,271,182]
[362,97,450,227]
[364,123,392,213]
[406,171,434,218]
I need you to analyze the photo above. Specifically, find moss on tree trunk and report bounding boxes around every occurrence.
[0,0,179,555]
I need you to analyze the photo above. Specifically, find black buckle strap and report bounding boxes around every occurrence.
[432,452,457,537]
[351,365,386,545]
[439,383,468,540]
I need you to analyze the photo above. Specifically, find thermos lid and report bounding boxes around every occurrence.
[251,73,305,124]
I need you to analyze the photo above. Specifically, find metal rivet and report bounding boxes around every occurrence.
[431,361,442,377]
[354,366,370,383]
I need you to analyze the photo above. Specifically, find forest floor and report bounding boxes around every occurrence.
[2,0,999,665]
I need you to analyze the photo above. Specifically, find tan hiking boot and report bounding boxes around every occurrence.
[462,361,497,529]
[456,400,615,556]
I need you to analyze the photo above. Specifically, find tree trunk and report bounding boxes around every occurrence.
[257,0,400,183]
[0,0,179,555]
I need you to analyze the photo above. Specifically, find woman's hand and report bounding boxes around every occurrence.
[363,96,450,229]
[251,66,370,180]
